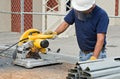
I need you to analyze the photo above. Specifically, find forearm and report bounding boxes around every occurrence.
[93,33,105,58]
[55,21,69,35]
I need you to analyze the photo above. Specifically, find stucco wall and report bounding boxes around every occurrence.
[96,0,115,16]
[0,0,11,32]
[33,0,42,31]
[96,0,120,26]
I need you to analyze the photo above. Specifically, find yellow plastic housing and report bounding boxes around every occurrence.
[18,29,54,54]
[18,29,40,46]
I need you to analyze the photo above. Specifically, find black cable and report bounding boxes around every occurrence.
[0,31,41,58]
[0,38,28,54]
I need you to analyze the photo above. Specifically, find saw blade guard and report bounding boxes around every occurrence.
[15,29,54,59]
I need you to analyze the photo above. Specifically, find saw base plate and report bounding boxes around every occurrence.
[13,58,61,68]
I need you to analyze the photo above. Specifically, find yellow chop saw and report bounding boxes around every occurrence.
[13,29,79,68]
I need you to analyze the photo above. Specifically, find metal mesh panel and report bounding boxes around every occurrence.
[115,0,119,16]
[46,0,59,12]
[11,0,33,32]
[66,0,71,11]
[45,0,72,12]
[24,0,33,31]
[11,0,21,32]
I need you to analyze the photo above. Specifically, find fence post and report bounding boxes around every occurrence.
[42,0,47,32]
[21,0,24,33]
[42,0,45,32]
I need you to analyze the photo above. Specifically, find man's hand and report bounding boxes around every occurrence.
[89,56,97,60]
[43,30,57,39]
[43,30,53,35]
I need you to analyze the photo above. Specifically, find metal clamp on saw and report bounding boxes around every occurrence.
[13,29,61,68]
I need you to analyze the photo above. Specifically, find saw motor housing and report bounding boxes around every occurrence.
[13,29,54,59]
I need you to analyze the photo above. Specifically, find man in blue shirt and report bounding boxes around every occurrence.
[45,0,109,61]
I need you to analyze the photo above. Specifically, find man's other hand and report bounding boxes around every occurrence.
[43,30,57,39]
[89,56,97,60]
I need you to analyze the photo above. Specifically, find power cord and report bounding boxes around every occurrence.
[0,38,28,57]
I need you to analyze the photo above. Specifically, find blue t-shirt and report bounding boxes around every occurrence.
[64,5,109,51]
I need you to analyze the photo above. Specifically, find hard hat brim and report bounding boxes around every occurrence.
[71,0,95,11]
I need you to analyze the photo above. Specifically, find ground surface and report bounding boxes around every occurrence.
[0,25,120,79]
[0,56,74,79]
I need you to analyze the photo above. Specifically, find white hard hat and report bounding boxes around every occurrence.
[72,0,95,11]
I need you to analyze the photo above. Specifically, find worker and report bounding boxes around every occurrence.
[44,0,109,61]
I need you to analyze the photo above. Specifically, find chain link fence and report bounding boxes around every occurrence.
[11,0,21,32]
[11,0,33,32]
[0,0,120,36]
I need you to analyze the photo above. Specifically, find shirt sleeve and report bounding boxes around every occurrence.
[64,9,75,25]
[96,12,109,34]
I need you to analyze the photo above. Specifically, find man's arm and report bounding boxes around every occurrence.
[93,33,105,58]
[55,21,69,35]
